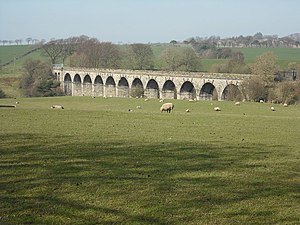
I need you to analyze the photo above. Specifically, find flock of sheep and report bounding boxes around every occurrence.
[158,99,287,113]
[5,98,288,113]
[128,98,286,113]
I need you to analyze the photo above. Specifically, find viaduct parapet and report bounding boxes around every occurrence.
[53,66,251,101]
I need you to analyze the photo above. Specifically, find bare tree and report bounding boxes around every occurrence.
[97,42,120,68]
[179,48,201,71]
[15,39,23,45]
[26,37,32,45]
[160,47,201,72]
[127,43,154,70]
[70,39,120,68]
[60,38,77,64]
[41,40,64,64]
[250,51,279,83]
[160,47,182,71]
[241,76,268,102]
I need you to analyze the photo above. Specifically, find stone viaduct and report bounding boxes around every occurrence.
[53,66,250,101]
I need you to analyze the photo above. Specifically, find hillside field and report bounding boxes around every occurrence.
[1,45,300,97]
[1,44,299,74]
[233,47,300,68]
[0,45,44,75]
[0,96,299,224]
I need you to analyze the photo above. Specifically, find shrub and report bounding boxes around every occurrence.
[241,76,268,102]
[270,81,300,104]
[130,85,144,98]
[20,59,62,97]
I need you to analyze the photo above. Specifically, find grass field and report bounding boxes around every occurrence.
[233,47,300,68]
[0,96,299,224]
[0,45,43,73]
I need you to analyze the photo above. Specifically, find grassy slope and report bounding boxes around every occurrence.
[0,45,35,64]
[0,45,46,97]
[0,97,299,224]
[233,47,300,67]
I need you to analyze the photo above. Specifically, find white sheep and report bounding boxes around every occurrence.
[214,107,221,111]
[271,106,275,111]
[186,109,190,113]
[160,103,174,113]
[235,102,240,106]
[51,105,64,109]
[283,103,288,107]
[136,105,141,109]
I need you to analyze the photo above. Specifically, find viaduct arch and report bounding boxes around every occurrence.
[54,67,250,101]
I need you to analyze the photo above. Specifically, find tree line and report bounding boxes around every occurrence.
[11,35,300,104]
[41,35,201,72]
[184,32,300,49]
[0,38,45,46]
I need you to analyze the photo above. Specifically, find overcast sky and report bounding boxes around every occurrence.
[0,0,299,43]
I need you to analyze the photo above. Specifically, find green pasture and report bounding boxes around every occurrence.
[0,45,43,66]
[0,97,299,224]
[233,47,300,68]
[0,45,44,77]
[0,45,35,64]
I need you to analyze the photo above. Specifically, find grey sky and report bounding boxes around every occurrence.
[0,0,299,43]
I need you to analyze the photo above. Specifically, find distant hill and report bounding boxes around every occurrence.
[286,33,300,41]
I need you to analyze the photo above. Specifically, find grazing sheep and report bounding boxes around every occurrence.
[186,109,190,113]
[260,99,264,103]
[214,107,221,111]
[159,99,164,103]
[136,105,141,109]
[144,98,149,101]
[51,105,64,109]
[189,99,194,102]
[271,106,275,111]
[283,103,288,107]
[235,102,240,106]
[160,103,174,113]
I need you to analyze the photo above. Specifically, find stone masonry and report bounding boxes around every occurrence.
[53,67,251,101]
